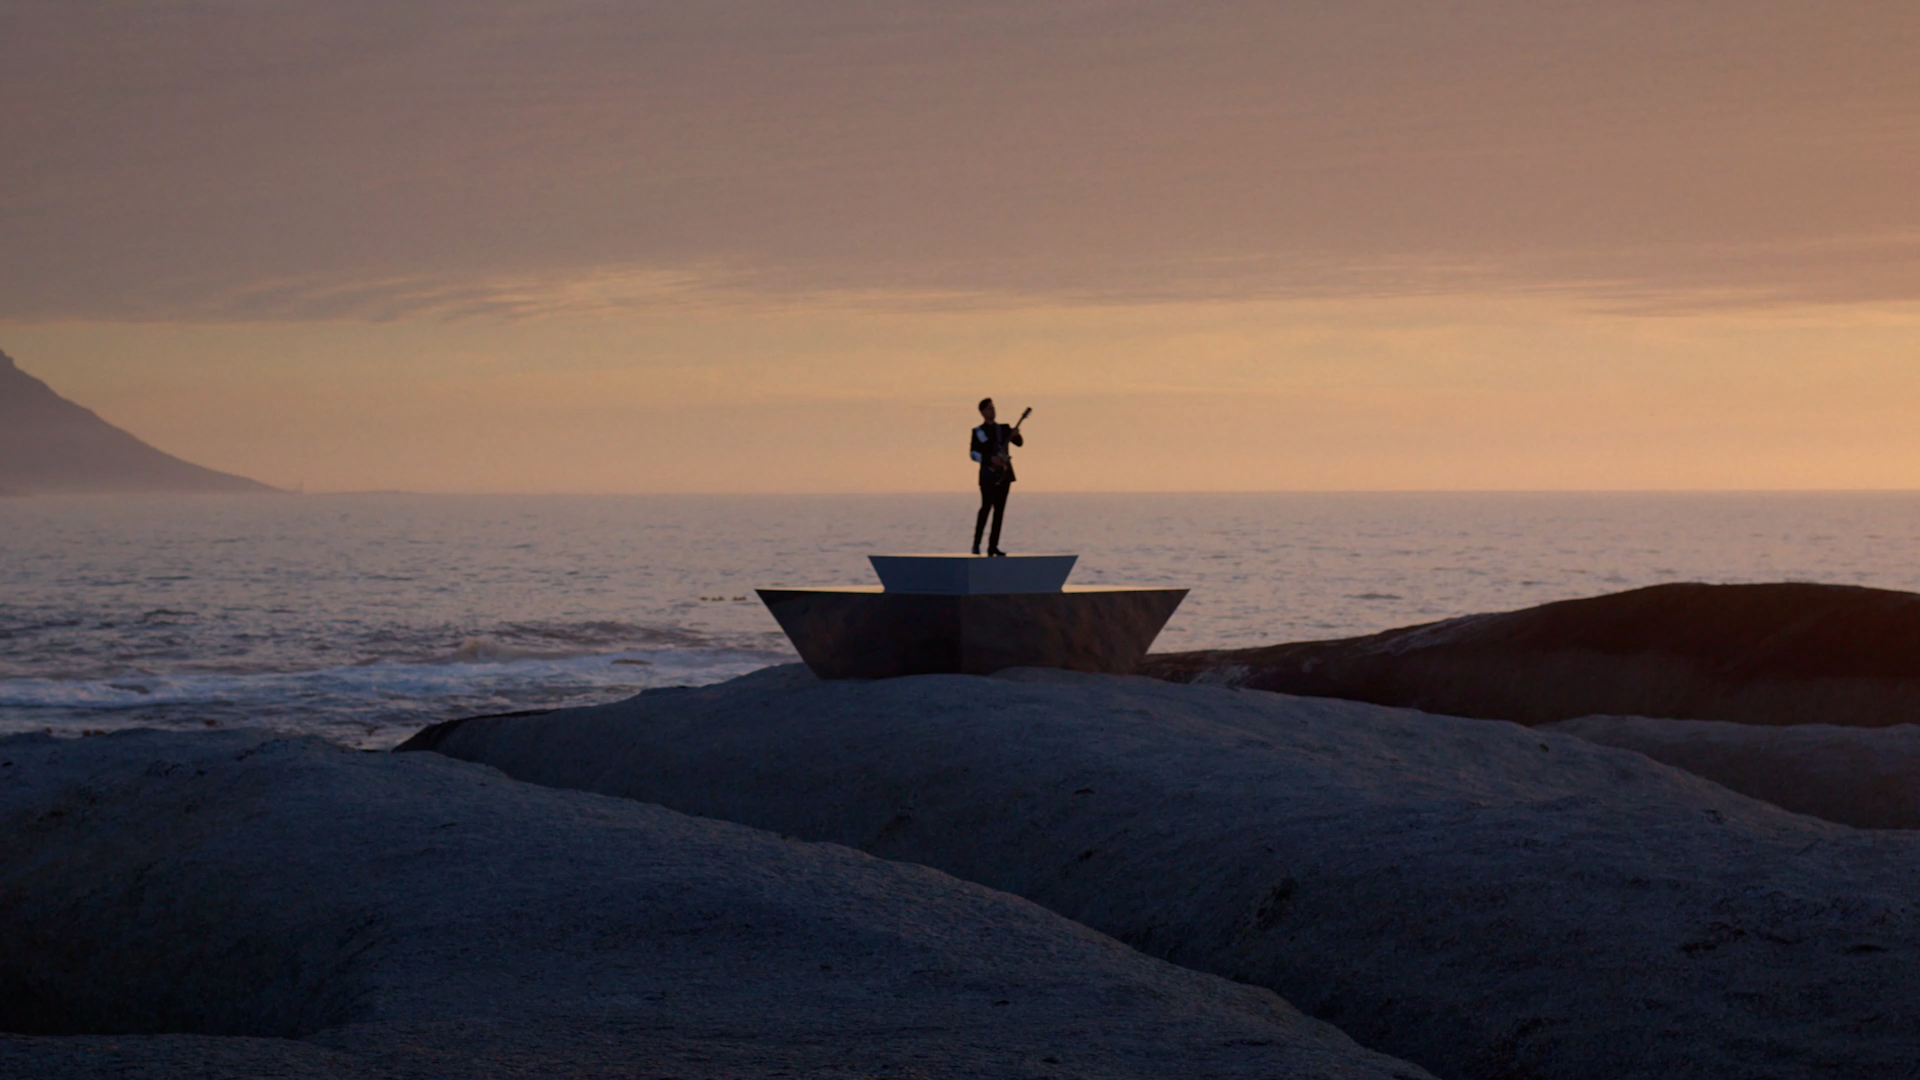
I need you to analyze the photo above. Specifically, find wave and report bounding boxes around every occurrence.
[0,643,791,749]
[0,648,784,709]
[489,620,719,650]
[435,637,591,665]
[2,616,790,683]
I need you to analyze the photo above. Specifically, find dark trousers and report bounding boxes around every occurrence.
[974,480,1010,552]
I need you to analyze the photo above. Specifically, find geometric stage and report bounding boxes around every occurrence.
[758,557,1185,680]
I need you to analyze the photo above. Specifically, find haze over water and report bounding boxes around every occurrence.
[4,491,1918,748]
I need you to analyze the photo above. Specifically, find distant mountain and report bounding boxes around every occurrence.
[0,348,277,494]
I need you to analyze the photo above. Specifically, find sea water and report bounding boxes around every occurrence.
[5,491,1919,748]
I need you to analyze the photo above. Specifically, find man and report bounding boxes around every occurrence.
[970,397,1023,556]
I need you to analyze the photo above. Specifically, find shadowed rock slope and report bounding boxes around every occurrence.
[0,348,274,494]
[1141,582,1920,728]
[0,729,1429,1080]
[408,666,1920,1080]
[1546,715,1920,829]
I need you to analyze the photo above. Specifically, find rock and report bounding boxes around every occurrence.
[0,348,275,495]
[0,729,1429,1080]
[1140,582,1920,728]
[410,665,1920,1080]
[1546,714,1920,829]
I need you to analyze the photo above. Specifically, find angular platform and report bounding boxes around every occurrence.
[757,587,1188,679]
[759,554,1184,679]
[869,553,1076,595]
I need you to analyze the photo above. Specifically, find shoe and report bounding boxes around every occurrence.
[988,547,1007,557]
[971,544,981,555]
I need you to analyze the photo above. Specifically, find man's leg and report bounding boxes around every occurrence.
[986,482,1010,554]
[974,485,993,554]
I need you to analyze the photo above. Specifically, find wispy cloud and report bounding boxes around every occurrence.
[57,233,1920,326]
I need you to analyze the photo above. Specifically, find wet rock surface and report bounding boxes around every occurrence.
[412,665,1920,1080]
[0,729,1429,1080]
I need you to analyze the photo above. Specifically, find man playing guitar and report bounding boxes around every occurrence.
[970,398,1027,556]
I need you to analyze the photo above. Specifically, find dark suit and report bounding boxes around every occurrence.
[971,422,1023,552]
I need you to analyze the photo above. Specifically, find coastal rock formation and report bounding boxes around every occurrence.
[409,666,1920,1080]
[1140,582,1920,728]
[0,348,274,494]
[0,729,1428,1080]
[1547,714,1920,829]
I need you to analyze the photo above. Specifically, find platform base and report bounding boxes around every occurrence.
[757,587,1187,679]
[868,553,1077,594]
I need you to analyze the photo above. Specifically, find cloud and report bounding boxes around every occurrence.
[5,0,1917,322]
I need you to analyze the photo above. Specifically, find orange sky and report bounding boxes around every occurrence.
[4,1,1918,492]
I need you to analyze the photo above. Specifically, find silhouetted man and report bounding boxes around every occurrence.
[971,397,1023,556]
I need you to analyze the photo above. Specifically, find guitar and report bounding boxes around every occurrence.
[989,408,1031,476]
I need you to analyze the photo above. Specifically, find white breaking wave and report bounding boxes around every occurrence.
[0,647,779,749]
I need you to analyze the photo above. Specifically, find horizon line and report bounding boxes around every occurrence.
[30,486,1920,498]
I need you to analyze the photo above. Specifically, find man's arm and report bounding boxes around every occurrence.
[1009,425,1024,448]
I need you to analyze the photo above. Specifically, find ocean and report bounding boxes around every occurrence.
[5,491,1919,748]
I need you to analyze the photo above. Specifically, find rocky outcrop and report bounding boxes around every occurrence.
[1140,582,1920,728]
[408,665,1920,1080]
[0,729,1428,1080]
[1546,714,1920,829]
[0,348,275,494]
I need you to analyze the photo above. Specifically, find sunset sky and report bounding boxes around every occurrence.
[5,0,1917,493]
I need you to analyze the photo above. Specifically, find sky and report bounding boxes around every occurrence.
[4,0,1918,492]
